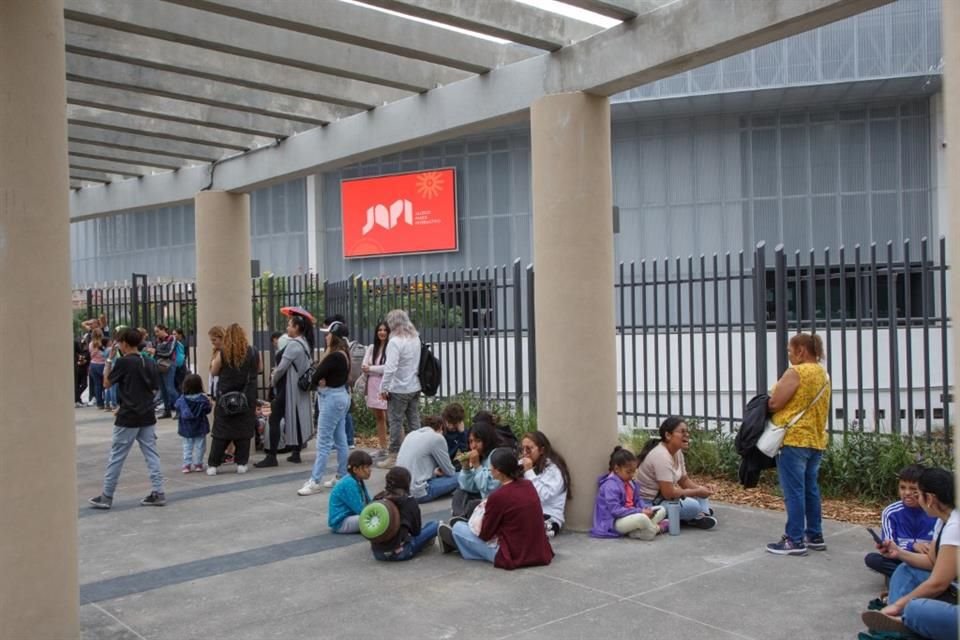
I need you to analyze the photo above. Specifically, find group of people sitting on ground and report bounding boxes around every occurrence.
[859,464,957,640]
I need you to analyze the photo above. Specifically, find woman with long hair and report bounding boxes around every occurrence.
[862,468,957,639]
[297,321,352,496]
[207,323,260,475]
[519,431,572,537]
[636,417,717,529]
[766,332,831,555]
[256,312,315,467]
[376,309,421,469]
[206,325,225,397]
[361,320,390,457]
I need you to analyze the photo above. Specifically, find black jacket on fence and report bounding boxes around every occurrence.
[735,393,777,488]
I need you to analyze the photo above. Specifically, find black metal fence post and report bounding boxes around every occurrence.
[512,260,524,411]
[526,264,537,411]
[775,245,788,378]
[753,242,768,394]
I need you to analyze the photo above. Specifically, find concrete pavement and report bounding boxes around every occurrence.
[73,407,879,640]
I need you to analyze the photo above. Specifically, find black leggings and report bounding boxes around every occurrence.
[209,437,251,467]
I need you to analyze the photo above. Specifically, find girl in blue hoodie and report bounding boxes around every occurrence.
[175,374,212,473]
[329,450,373,533]
[591,447,667,541]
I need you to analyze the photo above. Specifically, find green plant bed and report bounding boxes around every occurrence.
[622,421,954,505]
[351,391,536,440]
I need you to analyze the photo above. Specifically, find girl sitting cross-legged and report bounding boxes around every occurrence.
[369,467,439,562]
[591,446,667,541]
[328,450,373,534]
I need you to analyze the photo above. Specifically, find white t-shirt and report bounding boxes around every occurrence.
[933,510,959,590]
[635,443,686,502]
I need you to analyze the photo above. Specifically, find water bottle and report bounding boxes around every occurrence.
[666,501,681,536]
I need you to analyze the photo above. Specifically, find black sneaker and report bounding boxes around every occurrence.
[140,491,166,506]
[436,522,457,554]
[449,515,468,527]
[687,515,718,530]
[805,534,827,551]
[88,495,113,510]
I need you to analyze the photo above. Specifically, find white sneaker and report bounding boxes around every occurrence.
[323,475,340,489]
[236,465,248,474]
[206,467,218,476]
[297,479,323,496]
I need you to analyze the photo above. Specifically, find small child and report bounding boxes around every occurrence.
[864,464,938,578]
[591,446,667,540]
[328,450,373,534]
[174,374,211,473]
[370,467,439,561]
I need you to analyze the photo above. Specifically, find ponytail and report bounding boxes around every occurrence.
[608,446,637,472]
[637,416,686,464]
[789,332,824,362]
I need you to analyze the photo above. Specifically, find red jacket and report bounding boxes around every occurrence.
[479,478,554,570]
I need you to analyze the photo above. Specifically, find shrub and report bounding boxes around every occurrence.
[351,390,536,441]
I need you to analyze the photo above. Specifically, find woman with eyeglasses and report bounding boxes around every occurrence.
[636,416,718,530]
[519,432,571,538]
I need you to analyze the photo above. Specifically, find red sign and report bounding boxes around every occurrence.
[341,168,458,259]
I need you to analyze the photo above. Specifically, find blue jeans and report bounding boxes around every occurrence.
[311,388,350,483]
[160,364,178,412]
[417,475,459,503]
[678,496,712,521]
[373,522,439,561]
[104,384,117,408]
[903,598,958,640]
[89,363,105,407]
[777,446,823,544]
[345,413,355,447]
[181,436,206,466]
[452,521,498,563]
[102,425,164,498]
[889,563,932,603]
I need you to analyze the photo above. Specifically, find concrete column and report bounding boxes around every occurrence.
[0,1,80,638]
[941,0,960,505]
[195,191,253,384]
[531,92,617,531]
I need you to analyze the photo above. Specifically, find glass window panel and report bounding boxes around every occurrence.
[287,180,306,233]
[468,217,489,266]
[811,195,839,250]
[465,155,489,218]
[695,130,722,202]
[753,199,780,246]
[839,123,867,192]
[751,128,778,197]
[780,127,808,196]
[781,197,811,253]
[490,152,511,215]
[271,184,288,234]
[870,119,898,190]
[666,134,694,204]
[872,192,901,248]
[641,138,666,204]
[901,191,931,245]
[841,194,870,247]
[810,123,839,194]
[900,117,929,190]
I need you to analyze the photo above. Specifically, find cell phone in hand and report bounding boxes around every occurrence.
[866,527,883,545]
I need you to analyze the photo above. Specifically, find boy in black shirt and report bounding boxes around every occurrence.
[89,328,167,509]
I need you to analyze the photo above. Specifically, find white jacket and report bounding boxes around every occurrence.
[380,335,421,394]
[524,460,567,526]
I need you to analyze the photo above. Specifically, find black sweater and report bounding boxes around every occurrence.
[311,350,350,388]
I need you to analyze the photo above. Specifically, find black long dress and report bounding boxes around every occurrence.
[212,345,258,440]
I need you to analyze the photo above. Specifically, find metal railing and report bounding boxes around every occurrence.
[76,237,951,441]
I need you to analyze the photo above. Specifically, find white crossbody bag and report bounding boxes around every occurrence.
[757,373,830,458]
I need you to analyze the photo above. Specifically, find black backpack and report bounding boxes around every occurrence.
[417,340,441,397]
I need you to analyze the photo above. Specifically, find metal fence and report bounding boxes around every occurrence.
[75,237,952,442]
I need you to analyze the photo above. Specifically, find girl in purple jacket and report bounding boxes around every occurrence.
[591,447,667,541]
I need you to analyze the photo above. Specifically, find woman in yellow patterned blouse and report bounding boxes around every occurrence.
[765,333,831,556]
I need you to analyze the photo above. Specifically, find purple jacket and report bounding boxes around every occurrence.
[590,472,651,538]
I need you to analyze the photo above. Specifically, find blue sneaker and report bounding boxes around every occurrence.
[805,534,827,551]
[766,535,808,556]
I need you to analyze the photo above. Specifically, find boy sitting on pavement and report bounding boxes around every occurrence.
[396,414,459,503]
[865,464,938,579]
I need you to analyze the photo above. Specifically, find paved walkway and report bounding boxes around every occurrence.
[75,408,879,640]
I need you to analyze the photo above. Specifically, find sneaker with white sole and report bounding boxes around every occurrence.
[236,464,249,474]
[297,478,324,496]
[206,466,218,476]
[140,491,166,506]
[323,475,340,488]
[766,535,808,556]
[376,454,397,469]
[436,522,457,554]
[88,495,113,510]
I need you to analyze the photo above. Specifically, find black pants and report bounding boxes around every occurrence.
[174,365,186,397]
[209,437,251,467]
[75,364,89,403]
[864,552,900,578]
[451,488,482,519]
[267,393,288,452]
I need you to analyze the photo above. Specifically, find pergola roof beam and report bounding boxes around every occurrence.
[65,21,410,110]
[68,124,227,163]
[358,0,602,50]
[66,105,266,151]
[63,0,468,93]
[69,159,146,178]
[66,56,350,126]
[70,169,115,184]
[70,0,893,219]
[66,81,307,139]
[159,0,533,73]
[558,0,664,21]
[68,145,183,171]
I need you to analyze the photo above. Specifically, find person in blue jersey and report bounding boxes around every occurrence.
[865,464,938,578]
